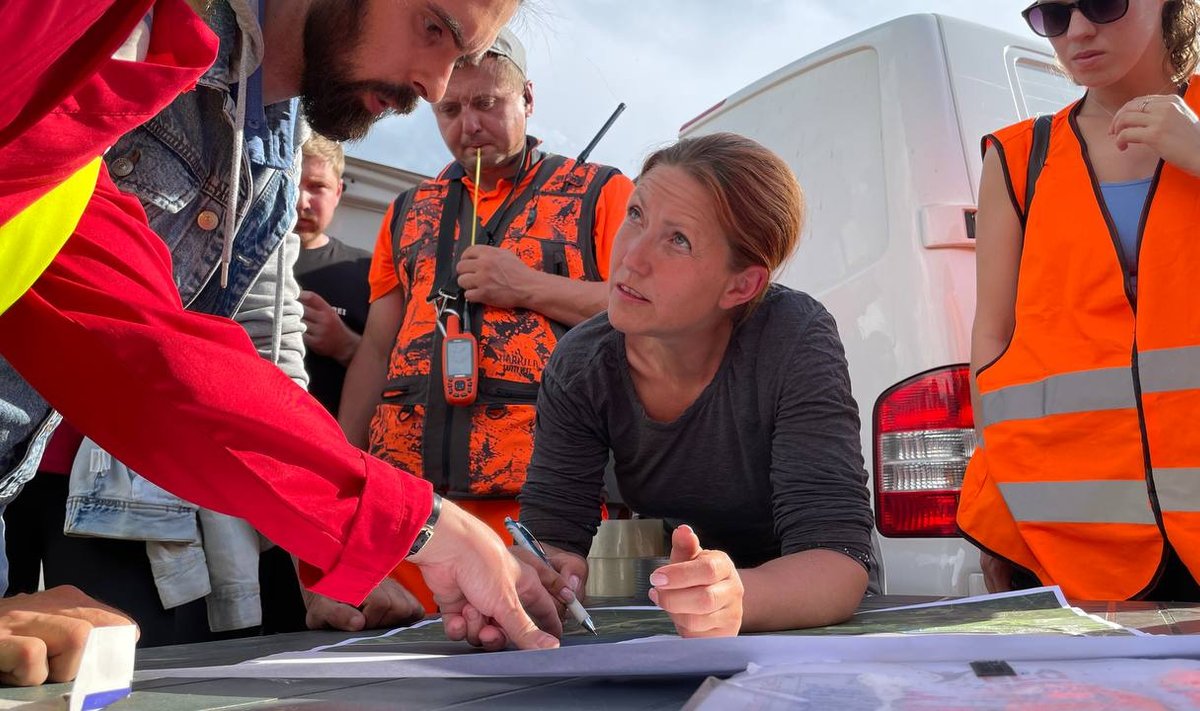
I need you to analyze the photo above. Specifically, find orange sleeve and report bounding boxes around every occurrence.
[591,172,634,281]
[367,202,399,302]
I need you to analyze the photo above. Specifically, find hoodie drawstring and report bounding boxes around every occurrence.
[220,37,249,289]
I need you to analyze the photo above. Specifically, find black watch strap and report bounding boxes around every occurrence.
[407,494,442,558]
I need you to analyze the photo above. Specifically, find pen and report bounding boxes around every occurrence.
[504,517,598,635]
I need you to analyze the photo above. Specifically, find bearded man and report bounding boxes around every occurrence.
[0,0,529,646]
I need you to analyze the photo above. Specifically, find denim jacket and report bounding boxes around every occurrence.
[66,437,267,632]
[0,0,306,627]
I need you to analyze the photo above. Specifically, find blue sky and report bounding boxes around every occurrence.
[347,1,1035,177]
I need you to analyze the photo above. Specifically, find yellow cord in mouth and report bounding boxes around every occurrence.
[470,147,481,247]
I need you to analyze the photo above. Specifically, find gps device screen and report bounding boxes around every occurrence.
[446,338,474,377]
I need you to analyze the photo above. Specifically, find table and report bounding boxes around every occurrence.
[1,596,1195,710]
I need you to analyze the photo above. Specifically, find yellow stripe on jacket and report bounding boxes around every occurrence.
[0,157,100,315]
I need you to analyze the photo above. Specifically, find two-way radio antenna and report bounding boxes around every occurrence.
[576,102,626,164]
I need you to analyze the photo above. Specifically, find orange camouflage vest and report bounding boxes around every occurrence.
[368,149,617,497]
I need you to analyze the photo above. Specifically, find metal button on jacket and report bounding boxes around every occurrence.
[196,210,220,231]
[110,157,135,178]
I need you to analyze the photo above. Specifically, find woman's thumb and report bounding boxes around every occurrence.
[669,524,701,563]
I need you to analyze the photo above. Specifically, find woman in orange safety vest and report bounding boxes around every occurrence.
[959,0,1200,601]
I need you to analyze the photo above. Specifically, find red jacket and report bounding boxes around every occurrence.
[0,0,431,604]
[1,0,158,222]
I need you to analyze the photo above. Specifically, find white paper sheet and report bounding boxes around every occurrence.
[67,625,136,711]
[139,633,1200,681]
[308,618,444,652]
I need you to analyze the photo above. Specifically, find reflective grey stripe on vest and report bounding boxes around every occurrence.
[1154,468,1200,513]
[998,481,1156,524]
[981,366,1135,428]
[1139,346,1200,394]
[982,345,1200,427]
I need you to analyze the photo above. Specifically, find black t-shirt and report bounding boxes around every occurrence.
[294,237,371,415]
[518,285,875,572]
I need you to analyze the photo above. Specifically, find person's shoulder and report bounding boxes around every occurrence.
[327,237,371,262]
[198,1,246,81]
[416,172,449,192]
[737,285,836,352]
[599,168,634,195]
[554,311,619,361]
[407,162,459,195]
[990,116,1037,143]
[389,172,452,224]
[753,284,830,328]
[738,287,850,394]
[987,101,1075,155]
[546,312,621,386]
[540,148,627,182]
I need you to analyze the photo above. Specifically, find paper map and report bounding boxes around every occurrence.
[140,588,1198,682]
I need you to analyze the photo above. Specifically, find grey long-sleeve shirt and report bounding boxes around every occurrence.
[518,285,874,572]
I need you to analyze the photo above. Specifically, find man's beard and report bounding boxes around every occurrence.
[300,0,420,142]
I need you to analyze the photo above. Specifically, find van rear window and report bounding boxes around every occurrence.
[1013,56,1080,118]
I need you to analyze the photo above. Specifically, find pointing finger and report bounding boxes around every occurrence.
[491,568,560,650]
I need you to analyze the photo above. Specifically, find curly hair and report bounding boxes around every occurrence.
[1163,0,1200,84]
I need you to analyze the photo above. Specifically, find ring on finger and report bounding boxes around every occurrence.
[1141,98,1152,112]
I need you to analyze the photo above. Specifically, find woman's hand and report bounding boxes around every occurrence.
[648,525,744,638]
[1110,94,1200,176]
[510,543,589,621]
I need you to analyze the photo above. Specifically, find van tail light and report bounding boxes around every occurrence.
[873,365,977,537]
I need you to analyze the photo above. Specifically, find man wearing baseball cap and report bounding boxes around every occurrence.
[342,27,634,615]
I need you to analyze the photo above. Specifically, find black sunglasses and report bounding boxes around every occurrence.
[1021,0,1130,38]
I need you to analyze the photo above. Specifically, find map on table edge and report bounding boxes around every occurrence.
[318,588,1131,655]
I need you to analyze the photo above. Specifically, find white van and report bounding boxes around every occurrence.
[679,14,1080,596]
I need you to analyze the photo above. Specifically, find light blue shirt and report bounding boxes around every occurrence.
[1099,177,1152,290]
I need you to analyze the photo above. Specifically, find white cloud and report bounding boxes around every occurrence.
[346,1,1036,177]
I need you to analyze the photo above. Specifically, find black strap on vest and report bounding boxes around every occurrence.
[431,181,467,307]
[575,165,619,282]
[1024,114,1053,222]
[422,183,465,492]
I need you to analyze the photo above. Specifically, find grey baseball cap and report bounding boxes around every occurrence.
[487,27,527,78]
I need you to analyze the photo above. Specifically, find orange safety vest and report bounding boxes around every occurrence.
[958,84,1200,600]
[369,149,618,497]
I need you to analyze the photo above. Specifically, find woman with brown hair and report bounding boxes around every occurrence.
[516,133,874,637]
[960,0,1200,601]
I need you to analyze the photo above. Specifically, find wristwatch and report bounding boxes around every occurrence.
[407,493,442,558]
